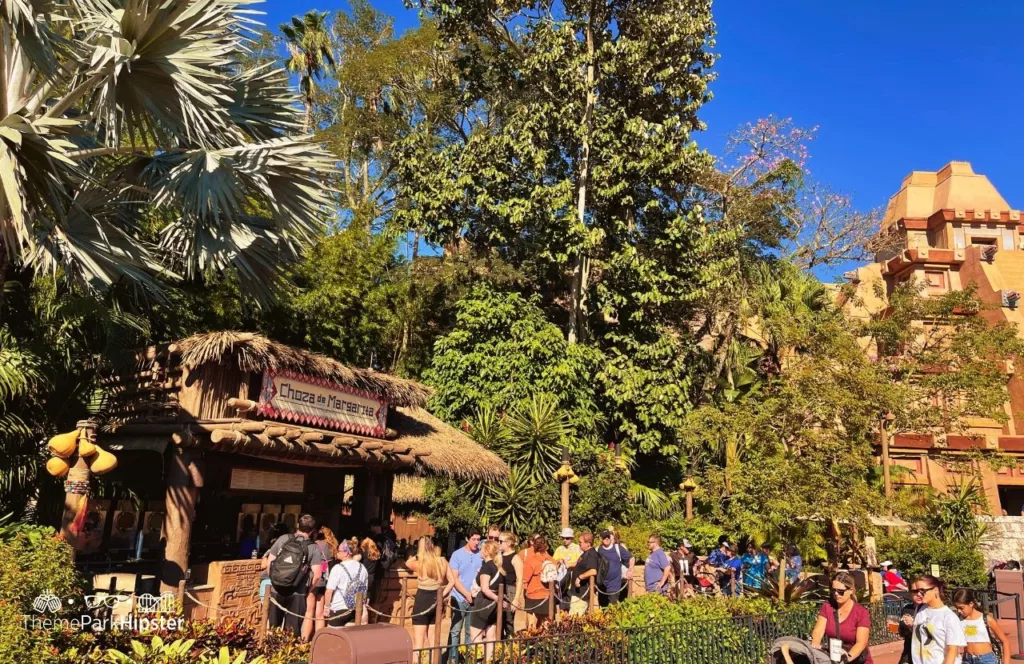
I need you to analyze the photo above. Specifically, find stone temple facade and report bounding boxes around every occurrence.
[839,162,1024,517]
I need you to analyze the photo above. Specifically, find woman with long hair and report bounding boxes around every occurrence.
[910,575,966,664]
[360,537,382,615]
[953,588,1010,664]
[470,540,503,660]
[497,531,522,637]
[309,526,339,637]
[406,536,450,652]
[809,571,872,663]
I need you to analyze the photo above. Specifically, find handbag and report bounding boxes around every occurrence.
[833,603,867,664]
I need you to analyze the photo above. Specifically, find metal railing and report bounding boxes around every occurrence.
[411,601,905,664]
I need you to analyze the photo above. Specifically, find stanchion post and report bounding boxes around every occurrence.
[588,577,596,613]
[399,576,408,628]
[433,588,444,664]
[176,579,186,608]
[258,590,271,638]
[496,583,504,636]
[547,580,555,620]
[1012,592,1024,661]
[355,591,364,625]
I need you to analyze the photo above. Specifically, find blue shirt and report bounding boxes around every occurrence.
[708,549,731,568]
[597,544,632,592]
[449,546,482,604]
[644,548,671,592]
[741,552,768,589]
[787,555,803,582]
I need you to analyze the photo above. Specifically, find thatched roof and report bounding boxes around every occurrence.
[175,331,432,408]
[392,475,428,504]
[390,407,508,481]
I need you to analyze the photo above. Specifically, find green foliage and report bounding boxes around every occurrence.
[878,534,987,589]
[604,594,820,664]
[425,285,605,446]
[613,516,725,561]
[927,477,987,547]
[0,526,83,615]
[0,600,50,664]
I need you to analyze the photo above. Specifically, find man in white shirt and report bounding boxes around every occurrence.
[323,540,368,627]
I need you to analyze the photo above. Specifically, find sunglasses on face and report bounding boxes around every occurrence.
[487,536,499,541]
[911,587,934,596]
[831,587,851,596]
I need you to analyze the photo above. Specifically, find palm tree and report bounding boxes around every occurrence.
[280,10,336,133]
[0,0,335,301]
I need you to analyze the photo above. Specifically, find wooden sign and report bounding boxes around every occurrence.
[230,468,304,493]
[257,369,387,437]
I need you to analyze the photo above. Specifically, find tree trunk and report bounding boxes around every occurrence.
[303,99,312,134]
[160,448,202,593]
[568,5,597,345]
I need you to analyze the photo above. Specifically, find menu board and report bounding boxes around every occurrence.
[229,468,304,493]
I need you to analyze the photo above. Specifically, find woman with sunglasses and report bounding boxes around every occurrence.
[909,575,965,664]
[810,571,872,663]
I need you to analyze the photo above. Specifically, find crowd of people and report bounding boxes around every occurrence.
[252,516,1010,664]
[775,573,1010,664]
[257,514,398,640]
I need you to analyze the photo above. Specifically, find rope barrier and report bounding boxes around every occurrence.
[183,590,212,609]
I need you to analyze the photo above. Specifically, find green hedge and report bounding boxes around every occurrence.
[877,534,987,588]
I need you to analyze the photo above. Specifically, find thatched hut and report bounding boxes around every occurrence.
[75,331,505,607]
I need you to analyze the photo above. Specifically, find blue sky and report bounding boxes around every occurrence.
[261,0,1024,274]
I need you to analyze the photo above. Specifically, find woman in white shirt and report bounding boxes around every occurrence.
[322,540,369,628]
[910,575,967,664]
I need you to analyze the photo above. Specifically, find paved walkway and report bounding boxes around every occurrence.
[868,619,1022,664]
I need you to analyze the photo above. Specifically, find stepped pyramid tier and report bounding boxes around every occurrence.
[839,162,1024,515]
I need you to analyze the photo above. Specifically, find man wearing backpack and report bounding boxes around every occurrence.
[266,514,323,638]
[596,529,632,607]
[569,532,601,616]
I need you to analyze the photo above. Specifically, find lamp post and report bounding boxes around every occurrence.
[681,477,697,521]
[554,447,579,529]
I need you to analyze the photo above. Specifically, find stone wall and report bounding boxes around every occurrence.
[978,516,1024,566]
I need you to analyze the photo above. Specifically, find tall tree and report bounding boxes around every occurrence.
[400,0,720,342]
[281,10,336,133]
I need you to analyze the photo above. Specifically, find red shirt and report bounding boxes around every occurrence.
[818,601,873,664]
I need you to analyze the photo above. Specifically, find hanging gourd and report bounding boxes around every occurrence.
[47,430,80,458]
[45,456,70,477]
[77,429,97,458]
[87,447,118,475]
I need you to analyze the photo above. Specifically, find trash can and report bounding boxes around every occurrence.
[310,624,413,664]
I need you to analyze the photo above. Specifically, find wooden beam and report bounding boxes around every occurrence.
[227,398,259,413]
[361,441,384,451]
[160,448,200,594]
[299,431,324,443]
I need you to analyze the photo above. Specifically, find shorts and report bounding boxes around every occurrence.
[470,597,497,630]
[412,588,438,626]
[569,595,590,616]
[964,653,998,664]
[525,596,550,616]
[326,609,354,627]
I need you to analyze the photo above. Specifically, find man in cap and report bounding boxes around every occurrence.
[880,560,908,592]
[553,527,582,569]
[671,539,697,584]
[708,537,741,596]
[597,529,633,606]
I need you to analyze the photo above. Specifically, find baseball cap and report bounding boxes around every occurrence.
[880,560,893,567]
[599,529,612,539]
[561,527,575,538]
[680,539,693,549]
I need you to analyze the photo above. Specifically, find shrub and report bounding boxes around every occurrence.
[603,594,817,664]
[0,600,52,664]
[0,528,83,615]
[878,533,987,589]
